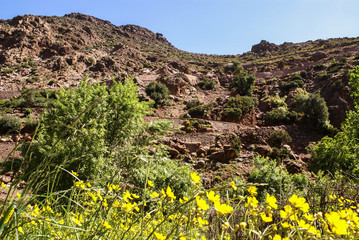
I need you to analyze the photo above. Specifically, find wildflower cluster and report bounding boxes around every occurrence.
[0,173,359,239]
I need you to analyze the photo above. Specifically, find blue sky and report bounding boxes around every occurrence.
[1,0,359,55]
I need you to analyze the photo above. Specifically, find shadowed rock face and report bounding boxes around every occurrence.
[251,40,279,55]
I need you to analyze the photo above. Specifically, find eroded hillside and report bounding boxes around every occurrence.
[1,13,359,186]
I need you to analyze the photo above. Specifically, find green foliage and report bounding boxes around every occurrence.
[327,58,343,74]
[145,81,170,107]
[0,115,21,134]
[198,77,216,90]
[228,66,255,96]
[280,78,304,91]
[184,100,201,110]
[268,129,292,147]
[187,103,213,118]
[311,66,359,177]
[264,94,287,108]
[248,156,309,200]
[264,106,298,124]
[294,89,334,132]
[223,96,257,120]
[230,137,241,155]
[22,78,149,192]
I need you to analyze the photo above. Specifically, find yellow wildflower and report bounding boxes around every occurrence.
[1,182,8,189]
[191,172,201,184]
[150,191,159,198]
[230,181,237,190]
[266,193,278,209]
[154,232,166,240]
[214,201,233,214]
[280,205,292,219]
[247,186,257,196]
[148,180,154,187]
[206,191,220,203]
[71,170,78,176]
[260,212,273,222]
[18,226,24,234]
[179,196,189,203]
[198,216,209,226]
[196,196,209,211]
[325,212,349,235]
[289,194,309,212]
[103,220,112,229]
[245,196,258,208]
[166,186,176,200]
[75,180,85,190]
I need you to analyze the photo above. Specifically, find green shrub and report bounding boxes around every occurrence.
[264,94,287,108]
[280,79,304,91]
[0,115,21,134]
[229,67,255,96]
[264,106,298,124]
[327,58,343,74]
[187,103,213,118]
[223,96,257,120]
[21,78,149,192]
[145,81,170,107]
[268,129,292,147]
[248,156,309,200]
[198,78,216,90]
[184,100,201,110]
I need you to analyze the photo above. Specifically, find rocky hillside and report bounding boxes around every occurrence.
[1,13,359,186]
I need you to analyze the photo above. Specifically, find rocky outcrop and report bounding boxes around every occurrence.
[251,40,279,55]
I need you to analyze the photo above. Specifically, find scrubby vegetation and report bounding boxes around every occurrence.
[223,96,257,121]
[1,68,359,239]
[145,81,170,107]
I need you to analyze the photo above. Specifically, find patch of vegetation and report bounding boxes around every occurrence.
[327,58,344,74]
[223,96,257,121]
[264,106,298,124]
[145,81,170,107]
[197,77,216,90]
[187,103,213,118]
[268,129,292,147]
[311,66,359,176]
[248,156,309,200]
[279,73,304,91]
[229,65,255,96]
[0,115,21,134]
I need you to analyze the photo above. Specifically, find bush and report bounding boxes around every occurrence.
[280,79,304,91]
[145,81,170,107]
[21,78,149,192]
[0,115,21,134]
[264,106,298,124]
[184,100,201,110]
[198,78,216,90]
[187,103,213,118]
[264,94,287,108]
[268,129,292,147]
[223,96,257,120]
[228,66,255,96]
[248,156,309,200]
